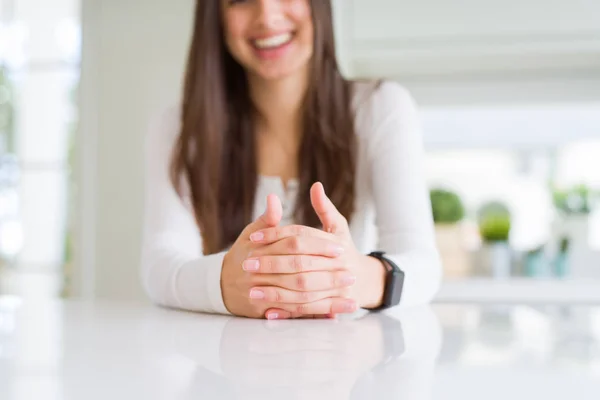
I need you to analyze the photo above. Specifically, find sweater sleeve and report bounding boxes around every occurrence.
[140,107,231,315]
[366,83,443,308]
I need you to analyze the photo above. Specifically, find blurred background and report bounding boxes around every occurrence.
[0,0,599,303]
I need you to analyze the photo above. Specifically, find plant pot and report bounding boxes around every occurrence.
[553,252,569,278]
[475,242,512,279]
[435,224,471,279]
[561,215,598,278]
[524,251,548,277]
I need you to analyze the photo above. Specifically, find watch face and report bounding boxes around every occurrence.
[389,270,404,306]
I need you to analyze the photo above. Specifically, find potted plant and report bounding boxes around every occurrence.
[552,185,598,278]
[524,245,546,277]
[476,202,512,278]
[430,189,469,278]
[553,236,570,278]
[553,184,593,215]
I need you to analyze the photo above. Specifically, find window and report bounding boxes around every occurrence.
[422,103,600,281]
[0,0,80,296]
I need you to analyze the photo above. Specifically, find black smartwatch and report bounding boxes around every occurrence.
[365,251,404,311]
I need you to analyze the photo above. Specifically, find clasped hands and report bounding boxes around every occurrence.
[221,182,386,319]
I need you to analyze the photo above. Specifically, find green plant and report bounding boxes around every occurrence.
[478,202,511,243]
[553,185,594,215]
[526,245,545,257]
[430,189,465,224]
[0,65,15,153]
[558,236,570,253]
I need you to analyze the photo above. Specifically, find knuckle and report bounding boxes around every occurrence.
[274,228,283,241]
[272,288,282,303]
[295,274,307,290]
[288,237,302,253]
[293,255,304,272]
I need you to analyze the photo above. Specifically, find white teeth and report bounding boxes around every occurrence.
[253,33,292,49]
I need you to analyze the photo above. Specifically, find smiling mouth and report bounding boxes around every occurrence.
[252,32,294,50]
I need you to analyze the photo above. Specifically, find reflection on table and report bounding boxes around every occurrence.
[1,298,600,400]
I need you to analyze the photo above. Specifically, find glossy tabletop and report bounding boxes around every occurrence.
[1,297,599,399]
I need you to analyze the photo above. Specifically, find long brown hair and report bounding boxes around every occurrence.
[171,0,356,254]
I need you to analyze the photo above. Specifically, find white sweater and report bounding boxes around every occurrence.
[141,81,442,315]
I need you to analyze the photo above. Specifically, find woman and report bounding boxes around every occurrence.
[142,0,441,319]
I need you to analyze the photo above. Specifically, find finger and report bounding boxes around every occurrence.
[242,254,348,274]
[242,194,282,236]
[265,309,292,320]
[310,182,348,234]
[276,297,357,315]
[249,286,352,304]
[249,236,345,259]
[264,309,335,320]
[250,224,336,244]
[263,271,356,291]
[266,310,317,320]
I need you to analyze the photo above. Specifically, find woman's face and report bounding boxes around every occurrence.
[221,0,314,81]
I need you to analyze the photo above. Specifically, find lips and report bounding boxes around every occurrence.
[252,32,294,50]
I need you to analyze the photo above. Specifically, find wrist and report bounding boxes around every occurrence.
[358,255,387,309]
[220,251,235,314]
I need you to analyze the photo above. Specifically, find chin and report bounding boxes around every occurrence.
[248,51,313,82]
[251,65,304,81]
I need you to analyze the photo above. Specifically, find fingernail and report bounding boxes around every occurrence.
[343,300,357,313]
[267,312,279,320]
[243,259,260,271]
[340,276,356,286]
[250,232,264,242]
[249,289,265,299]
[329,245,345,256]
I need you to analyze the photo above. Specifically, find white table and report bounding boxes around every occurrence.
[1,297,599,400]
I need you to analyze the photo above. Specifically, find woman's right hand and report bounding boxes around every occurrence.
[220,194,355,319]
[221,194,283,318]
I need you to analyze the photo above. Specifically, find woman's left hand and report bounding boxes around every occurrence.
[246,182,387,320]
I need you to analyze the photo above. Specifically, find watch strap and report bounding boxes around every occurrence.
[365,251,404,311]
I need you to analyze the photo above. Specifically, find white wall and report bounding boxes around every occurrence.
[77,0,194,300]
[333,0,600,105]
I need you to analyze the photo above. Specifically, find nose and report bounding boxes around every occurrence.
[256,0,284,29]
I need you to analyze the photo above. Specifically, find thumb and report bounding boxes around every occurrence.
[310,182,347,234]
[250,193,282,231]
